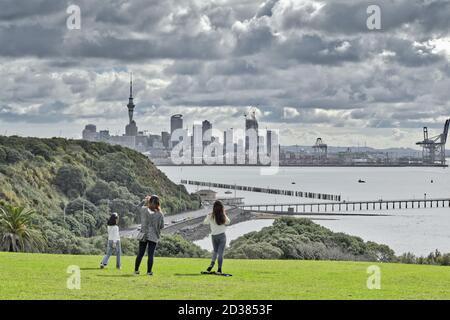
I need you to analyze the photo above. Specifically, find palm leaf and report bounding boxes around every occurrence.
[0,204,46,252]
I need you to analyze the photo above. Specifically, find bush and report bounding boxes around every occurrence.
[399,252,417,264]
[226,242,283,259]
[96,153,135,186]
[86,180,120,205]
[28,142,52,160]
[55,165,86,197]
[226,217,397,263]
[0,147,6,163]
[5,147,24,164]
[66,198,97,216]
[109,199,140,228]
[156,234,209,258]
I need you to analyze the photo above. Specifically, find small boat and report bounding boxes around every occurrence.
[291,182,296,185]
[358,179,366,183]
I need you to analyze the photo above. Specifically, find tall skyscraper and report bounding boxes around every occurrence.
[170,114,183,147]
[267,130,272,157]
[192,123,202,164]
[224,128,234,164]
[202,120,212,146]
[161,131,170,149]
[245,109,259,164]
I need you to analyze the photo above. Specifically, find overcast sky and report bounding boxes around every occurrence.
[1,0,450,148]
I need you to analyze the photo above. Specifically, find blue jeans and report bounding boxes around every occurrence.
[211,233,226,269]
[101,240,121,268]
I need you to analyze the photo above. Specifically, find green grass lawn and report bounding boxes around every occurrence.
[1,252,449,300]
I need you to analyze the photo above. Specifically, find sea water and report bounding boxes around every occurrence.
[159,166,450,255]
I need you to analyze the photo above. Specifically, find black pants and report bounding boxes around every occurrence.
[135,241,157,273]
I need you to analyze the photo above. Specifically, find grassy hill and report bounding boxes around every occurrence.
[1,252,450,299]
[0,136,200,254]
[0,135,198,213]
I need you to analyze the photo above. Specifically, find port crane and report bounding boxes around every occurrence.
[416,119,450,165]
[313,137,328,160]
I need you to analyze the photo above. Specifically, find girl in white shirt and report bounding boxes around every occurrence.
[100,213,121,270]
[203,201,230,274]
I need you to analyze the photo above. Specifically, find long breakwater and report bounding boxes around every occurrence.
[181,179,341,201]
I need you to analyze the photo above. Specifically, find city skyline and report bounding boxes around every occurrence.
[1,0,450,149]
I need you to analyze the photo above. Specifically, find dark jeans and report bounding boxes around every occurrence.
[211,233,226,269]
[135,241,157,273]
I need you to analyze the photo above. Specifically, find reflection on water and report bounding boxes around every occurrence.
[160,166,450,255]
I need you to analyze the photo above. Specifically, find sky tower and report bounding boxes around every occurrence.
[125,73,138,136]
[127,72,135,124]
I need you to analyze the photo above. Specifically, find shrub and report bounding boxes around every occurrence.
[226,217,397,263]
[96,153,135,185]
[65,198,97,216]
[109,199,139,228]
[0,147,6,163]
[5,147,24,164]
[225,242,283,259]
[28,143,52,160]
[399,252,416,264]
[156,234,209,258]
[86,180,120,205]
[55,165,86,197]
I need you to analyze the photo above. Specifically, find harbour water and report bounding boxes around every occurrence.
[159,166,450,255]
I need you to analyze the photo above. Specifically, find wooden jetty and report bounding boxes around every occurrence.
[238,198,450,214]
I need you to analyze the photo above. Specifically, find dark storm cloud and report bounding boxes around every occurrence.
[0,0,445,65]
[232,19,275,56]
[0,24,63,57]
[0,101,71,123]
[66,33,224,61]
[0,0,65,21]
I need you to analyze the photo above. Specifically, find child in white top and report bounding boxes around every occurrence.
[100,213,121,269]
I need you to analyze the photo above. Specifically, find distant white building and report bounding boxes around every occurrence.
[195,189,217,202]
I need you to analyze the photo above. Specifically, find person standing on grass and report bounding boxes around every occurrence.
[203,200,230,274]
[100,212,122,270]
[134,195,164,276]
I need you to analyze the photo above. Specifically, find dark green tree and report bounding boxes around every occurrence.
[55,165,86,197]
